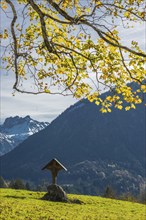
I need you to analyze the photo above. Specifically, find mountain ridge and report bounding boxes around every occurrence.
[0,116,49,155]
[1,92,145,195]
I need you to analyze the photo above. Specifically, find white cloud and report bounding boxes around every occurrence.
[118,22,145,50]
[0,72,76,123]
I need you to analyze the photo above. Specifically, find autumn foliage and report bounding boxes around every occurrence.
[1,0,146,112]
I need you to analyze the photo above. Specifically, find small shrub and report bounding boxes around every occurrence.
[103,186,116,199]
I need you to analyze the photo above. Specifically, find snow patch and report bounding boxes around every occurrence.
[0,116,49,155]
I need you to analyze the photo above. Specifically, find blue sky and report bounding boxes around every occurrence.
[0,2,145,123]
[0,73,76,123]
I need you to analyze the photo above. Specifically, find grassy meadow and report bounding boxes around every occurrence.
[0,188,145,220]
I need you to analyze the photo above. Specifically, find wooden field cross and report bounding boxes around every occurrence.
[42,158,67,185]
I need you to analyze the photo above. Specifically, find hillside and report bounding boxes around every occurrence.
[0,92,145,195]
[0,188,145,220]
[0,116,49,155]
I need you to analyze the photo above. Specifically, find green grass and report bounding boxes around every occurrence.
[0,188,145,220]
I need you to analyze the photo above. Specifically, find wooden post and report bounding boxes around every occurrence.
[51,169,58,185]
[42,158,67,185]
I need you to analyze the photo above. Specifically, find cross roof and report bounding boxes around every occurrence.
[42,158,67,171]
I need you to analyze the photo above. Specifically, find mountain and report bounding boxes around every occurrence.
[0,93,146,195]
[0,116,49,156]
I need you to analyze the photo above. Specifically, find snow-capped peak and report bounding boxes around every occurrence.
[0,116,49,156]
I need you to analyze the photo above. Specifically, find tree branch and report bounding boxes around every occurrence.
[5,0,19,91]
[27,0,53,52]
[47,0,146,58]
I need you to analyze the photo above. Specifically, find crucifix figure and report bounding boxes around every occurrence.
[42,158,67,185]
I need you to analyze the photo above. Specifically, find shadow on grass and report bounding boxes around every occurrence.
[4,195,84,204]
[41,196,84,204]
[69,199,84,204]
[4,195,26,199]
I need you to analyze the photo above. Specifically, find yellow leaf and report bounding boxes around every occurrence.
[44,89,50,93]
[95,101,100,105]
[106,96,112,101]
[124,11,130,18]
[131,104,136,109]
[3,29,8,39]
[100,108,107,113]
[125,106,131,111]
[1,1,7,10]
[141,85,146,92]
[96,1,102,6]
[116,105,123,110]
